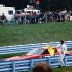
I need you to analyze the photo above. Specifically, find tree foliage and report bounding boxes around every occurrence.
[0,0,72,10]
[40,0,72,11]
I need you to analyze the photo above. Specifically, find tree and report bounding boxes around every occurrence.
[0,0,72,10]
[41,0,72,11]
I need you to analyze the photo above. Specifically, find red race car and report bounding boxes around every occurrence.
[5,47,72,61]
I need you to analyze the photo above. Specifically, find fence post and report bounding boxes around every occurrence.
[12,61,15,72]
[48,57,51,66]
[46,57,49,65]
[30,58,33,70]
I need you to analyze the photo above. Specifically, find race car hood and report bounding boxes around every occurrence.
[5,54,41,61]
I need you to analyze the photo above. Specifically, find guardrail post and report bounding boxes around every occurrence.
[30,59,33,70]
[48,57,51,66]
[12,61,15,72]
[46,57,49,65]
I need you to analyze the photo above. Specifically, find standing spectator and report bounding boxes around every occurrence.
[56,40,67,67]
[38,12,43,23]
[35,0,40,10]
[63,8,67,21]
[61,11,65,22]
[32,62,53,72]
[44,12,48,23]
[0,16,2,25]
[47,11,50,22]
[1,13,6,25]
[49,12,53,22]
[14,12,18,24]
[35,13,39,23]
[58,10,61,22]
[30,11,35,24]
[53,10,58,22]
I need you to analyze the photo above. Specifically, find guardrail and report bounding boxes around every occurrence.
[0,55,72,72]
[0,41,72,54]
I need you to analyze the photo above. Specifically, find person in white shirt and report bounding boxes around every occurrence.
[56,40,67,67]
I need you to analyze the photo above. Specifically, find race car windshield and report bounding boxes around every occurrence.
[26,48,44,55]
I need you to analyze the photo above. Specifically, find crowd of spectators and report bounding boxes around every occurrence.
[0,8,71,25]
[13,8,71,24]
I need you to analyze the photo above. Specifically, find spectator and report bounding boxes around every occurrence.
[1,13,6,25]
[30,11,36,24]
[32,62,53,72]
[49,12,53,22]
[47,11,50,22]
[58,10,61,22]
[0,16,2,25]
[61,11,65,22]
[56,40,67,67]
[14,12,18,24]
[53,10,58,22]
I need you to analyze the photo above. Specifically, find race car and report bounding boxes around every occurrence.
[5,46,72,61]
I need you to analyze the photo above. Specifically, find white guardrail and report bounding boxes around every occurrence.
[0,41,72,72]
[0,56,72,72]
[0,41,72,54]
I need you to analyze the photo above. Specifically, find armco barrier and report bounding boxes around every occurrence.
[65,55,72,66]
[48,56,59,68]
[0,41,72,54]
[0,56,72,72]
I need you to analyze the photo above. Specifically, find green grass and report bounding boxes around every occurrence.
[0,21,72,46]
[0,22,72,72]
[0,21,72,58]
[52,66,72,72]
